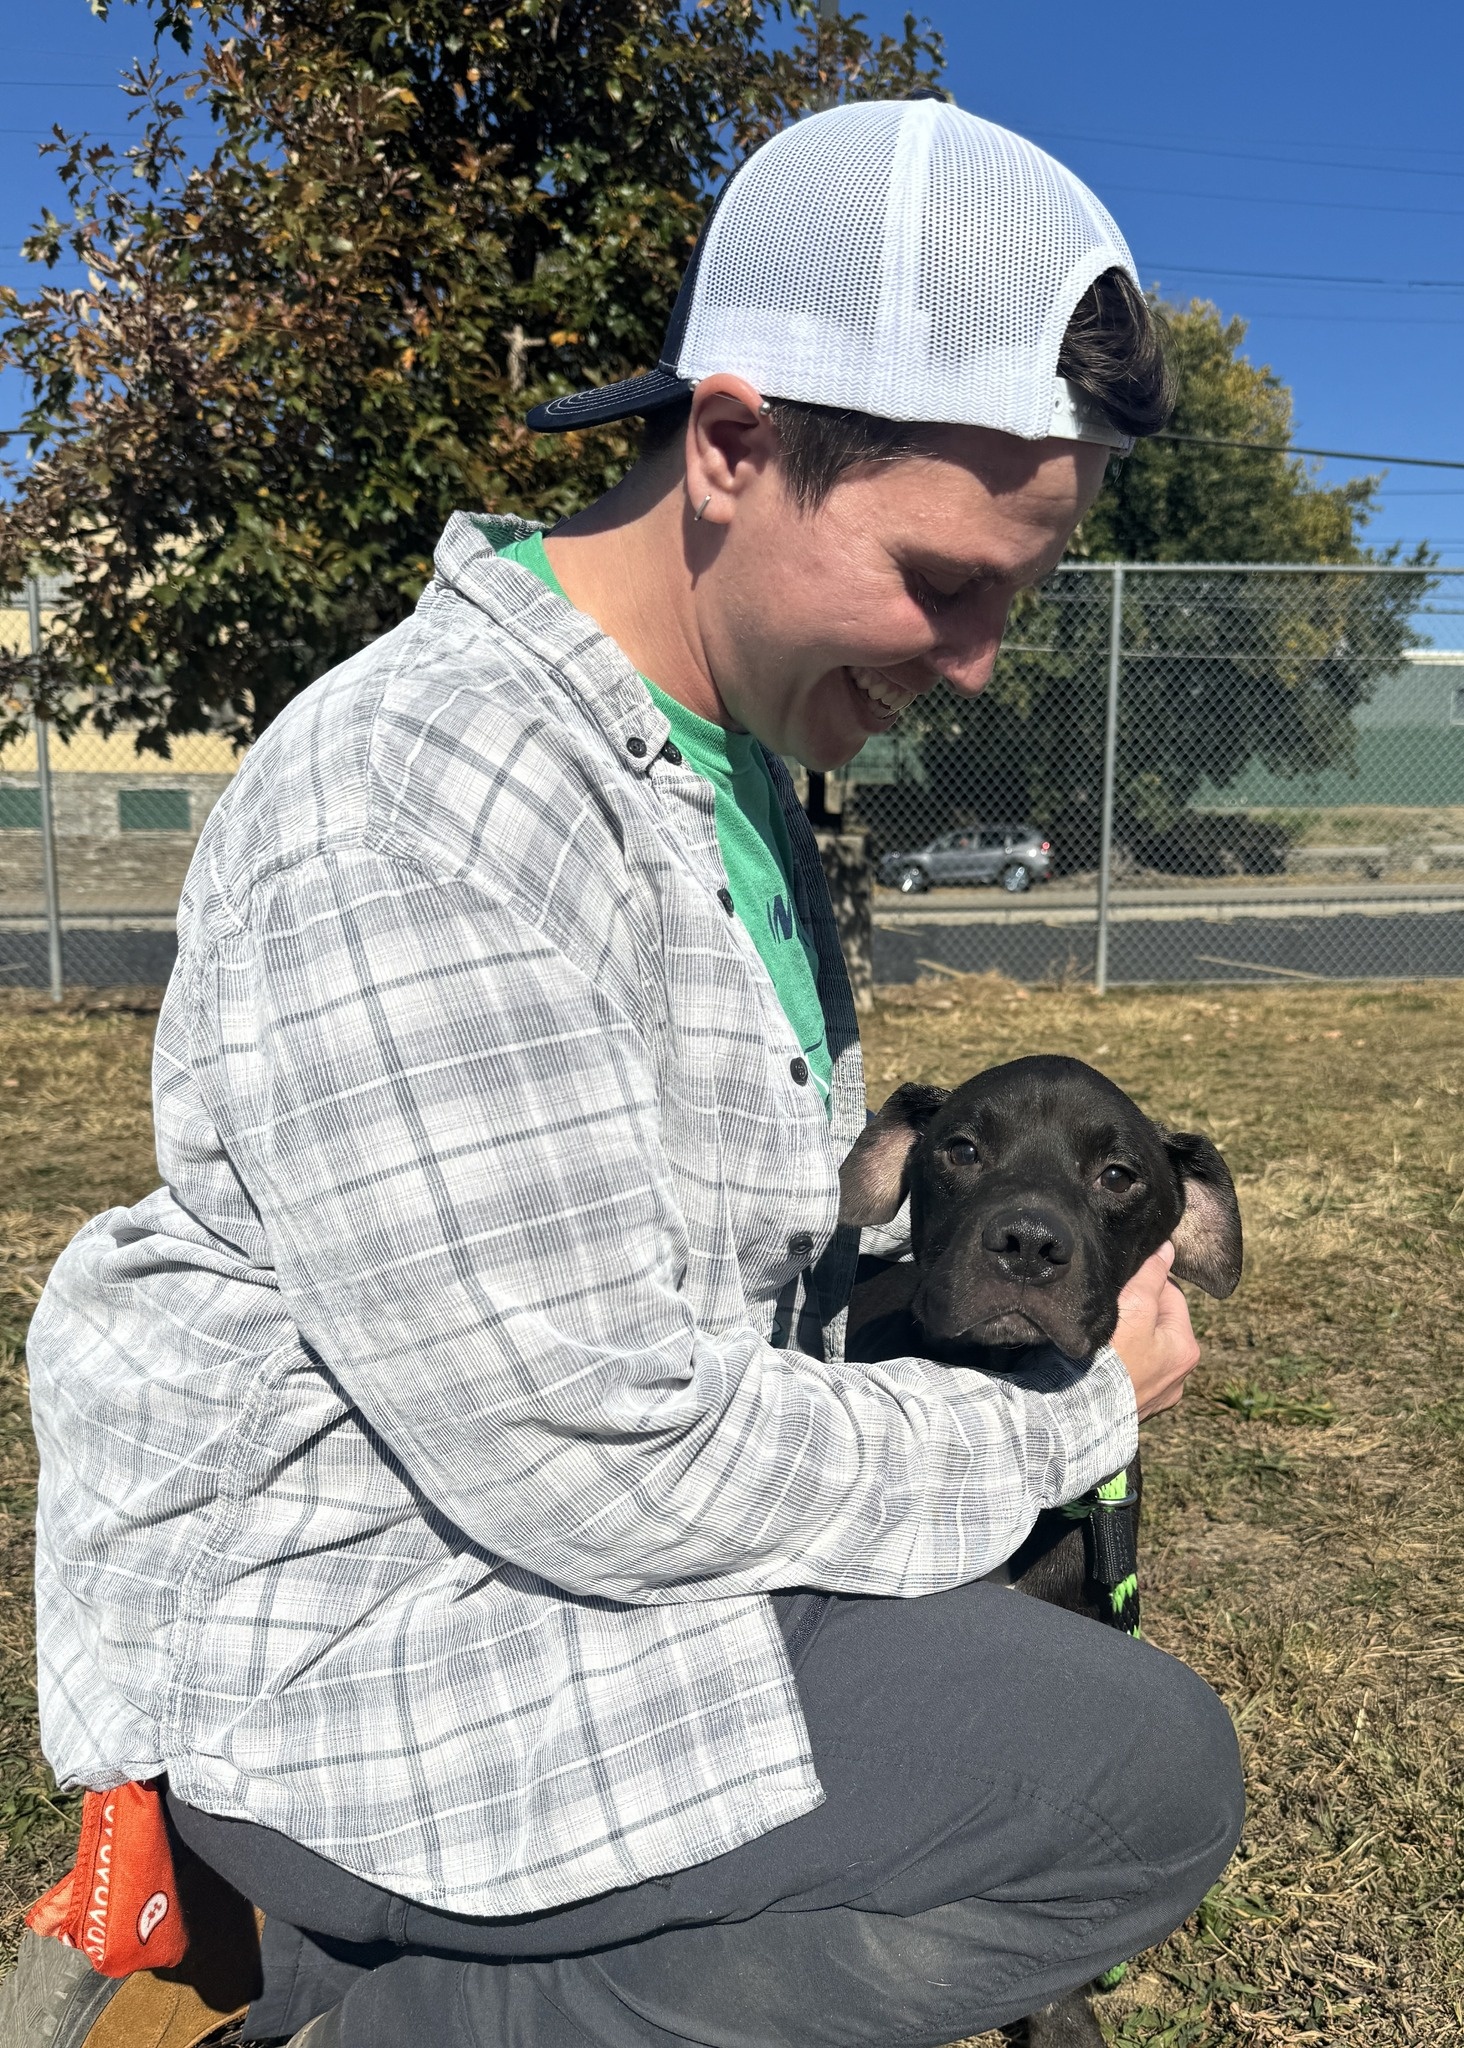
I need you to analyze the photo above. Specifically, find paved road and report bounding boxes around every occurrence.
[873,877,1464,921]
[874,909,1464,985]
[0,920,178,992]
[871,877,1464,983]
[4,897,1463,990]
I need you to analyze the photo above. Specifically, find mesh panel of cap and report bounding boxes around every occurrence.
[676,100,1137,439]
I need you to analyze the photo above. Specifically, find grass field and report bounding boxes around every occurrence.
[1252,804,1464,850]
[0,979,1460,2045]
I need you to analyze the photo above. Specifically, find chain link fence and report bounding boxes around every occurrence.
[843,562,1464,989]
[3,565,1463,993]
[0,579,237,994]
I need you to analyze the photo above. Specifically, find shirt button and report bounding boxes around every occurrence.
[660,741,683,766]
[789,1057,809,1086]
[788,1231,815,1265]
[717,887,735,914]
[626,735,647,758]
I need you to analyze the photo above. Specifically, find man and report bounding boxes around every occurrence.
[19,99,1241,2046]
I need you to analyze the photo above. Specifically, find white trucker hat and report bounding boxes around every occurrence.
[527,96,1139,451]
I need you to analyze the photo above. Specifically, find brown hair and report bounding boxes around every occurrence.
[639,267,1174,507]
[1056,268,1174,440]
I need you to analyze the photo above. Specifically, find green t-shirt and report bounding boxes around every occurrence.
[498,532,833,1108]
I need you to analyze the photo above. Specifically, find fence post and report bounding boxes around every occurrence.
[1094,562,1123,997]
[26,576,64,1004]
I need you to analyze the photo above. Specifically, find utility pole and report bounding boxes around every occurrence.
[805,0,841,828]
[27,575,63,1003]
[815,0,841,117]
[818,0,840,73]
[1094,564,1124,997]
[501,323,546,393]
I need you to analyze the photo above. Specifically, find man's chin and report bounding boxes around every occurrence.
[795,740,868,775]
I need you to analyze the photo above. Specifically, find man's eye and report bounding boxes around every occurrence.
[1099,1164,1137,1193]
[913,577,960,615]
[946,1139,978,1167]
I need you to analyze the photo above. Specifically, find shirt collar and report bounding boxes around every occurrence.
[429,512,671,775]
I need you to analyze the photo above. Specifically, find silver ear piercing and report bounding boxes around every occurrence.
[693,494,712,522]
[758,399,772,417]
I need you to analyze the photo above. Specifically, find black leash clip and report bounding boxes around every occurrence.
[1063,1478,1141,1635]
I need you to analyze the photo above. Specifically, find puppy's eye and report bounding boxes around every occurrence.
[1099,1164,1137,1193]
[946,1139,979,1168]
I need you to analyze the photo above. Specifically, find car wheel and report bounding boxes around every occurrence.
[1000,863,1031,894]
[896,864,929,895]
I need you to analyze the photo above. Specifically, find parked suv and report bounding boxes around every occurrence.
[877,825,1053,895]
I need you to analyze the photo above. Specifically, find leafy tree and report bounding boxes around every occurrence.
[0,1,941,750]
[1077,299,1378,566]
[866,299,1434,872]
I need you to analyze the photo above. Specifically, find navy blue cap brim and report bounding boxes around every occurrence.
[525,365,694,434]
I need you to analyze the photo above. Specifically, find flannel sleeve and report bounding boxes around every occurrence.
[200,844,1138,1603]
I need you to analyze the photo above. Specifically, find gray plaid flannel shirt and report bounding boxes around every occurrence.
[28,513,1138,1916]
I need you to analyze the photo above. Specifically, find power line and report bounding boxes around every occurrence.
[1018,117,1464,172]
[1154,434,1464,471]
[1220,312,1462,328]
[1138,261,1464,292]
[1098,177,1464,223]
[1030,126,1464,184]
[1,424,1458,474]
[15,250,1456,301]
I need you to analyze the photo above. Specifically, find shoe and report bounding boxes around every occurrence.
[0,1926,263,2046]
[0,1831,264,2047]
[2,1822,268,2045]
[0,1930,121,2045]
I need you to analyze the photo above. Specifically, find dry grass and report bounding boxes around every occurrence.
[0,980,1460,2043]
[0,991,162,1948]
[867,976,1464,2046]
[1252,804,1464,850]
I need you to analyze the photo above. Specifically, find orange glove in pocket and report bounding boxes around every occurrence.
[26,1780,188,1976]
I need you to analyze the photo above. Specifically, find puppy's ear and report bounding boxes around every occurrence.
[1162,1129,1243,1298]
[839,1083,949,1226]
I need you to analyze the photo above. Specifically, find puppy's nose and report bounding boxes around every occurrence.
[980,1208,1073,1283]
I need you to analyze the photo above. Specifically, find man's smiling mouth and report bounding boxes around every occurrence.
[844,666,921,726]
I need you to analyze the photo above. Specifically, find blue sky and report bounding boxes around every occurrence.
[2,0,1463,567]
[889,0,1464,565]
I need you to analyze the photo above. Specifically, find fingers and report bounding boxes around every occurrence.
[1117,1240,1175,1317]
[1113,1241,1202,1421]
[1154,1279,1201,1371]
[1154,1302,1195,1417]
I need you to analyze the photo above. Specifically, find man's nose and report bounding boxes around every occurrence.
[980,1207,1074,1284]
[930,591,1017,697]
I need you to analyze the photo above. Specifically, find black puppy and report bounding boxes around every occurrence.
[838,1055,1243,2048]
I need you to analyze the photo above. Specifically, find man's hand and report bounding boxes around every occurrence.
[1110,1242,1200,1421]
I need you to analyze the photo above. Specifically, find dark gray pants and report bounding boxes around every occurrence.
[170,1582,1243,2047]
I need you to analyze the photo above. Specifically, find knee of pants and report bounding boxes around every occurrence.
[1119,1646,1245,1894]
[335,1952,654,2048]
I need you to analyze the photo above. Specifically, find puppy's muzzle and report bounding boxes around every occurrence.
[979,1205,1073,1286]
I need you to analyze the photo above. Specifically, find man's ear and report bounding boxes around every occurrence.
[1162,1129,1243,1298]
[839,1084,949,1227]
